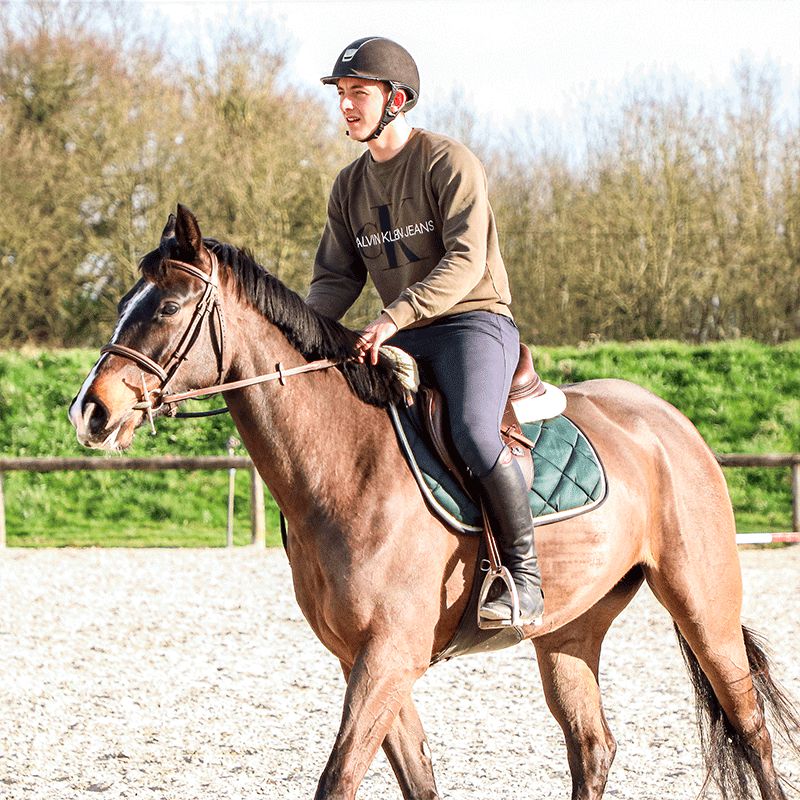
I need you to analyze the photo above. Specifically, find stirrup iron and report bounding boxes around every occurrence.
[477,564,522,630]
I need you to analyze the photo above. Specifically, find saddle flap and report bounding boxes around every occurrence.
[419,387,466,489]
[419,385,534,492]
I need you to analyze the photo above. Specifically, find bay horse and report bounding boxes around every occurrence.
[69,205,799,800]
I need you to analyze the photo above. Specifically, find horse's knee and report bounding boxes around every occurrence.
[587,730,616,780]
[315,765,357,800]
[569,730,617,800]
[567,730,616,800]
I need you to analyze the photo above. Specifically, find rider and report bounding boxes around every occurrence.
[306,36,543,626]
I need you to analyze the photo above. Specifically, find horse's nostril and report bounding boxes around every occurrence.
[84,396,110,436]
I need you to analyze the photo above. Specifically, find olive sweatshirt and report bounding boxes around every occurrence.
[306,128,512,330]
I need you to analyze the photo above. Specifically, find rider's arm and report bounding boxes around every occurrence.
[382,141,494,329]
[307,179,367,320]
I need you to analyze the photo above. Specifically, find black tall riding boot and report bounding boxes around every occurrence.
[477,449,544,625]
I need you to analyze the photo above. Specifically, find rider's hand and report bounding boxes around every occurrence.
[356,313,399,366]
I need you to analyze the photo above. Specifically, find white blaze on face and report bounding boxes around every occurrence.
[68,354,108,436]
[107,282,154,345]
[69,283,155,439]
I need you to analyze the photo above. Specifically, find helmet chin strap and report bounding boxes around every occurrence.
[346,84,401,142]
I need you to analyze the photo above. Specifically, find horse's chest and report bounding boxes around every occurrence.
[288,539,377,656]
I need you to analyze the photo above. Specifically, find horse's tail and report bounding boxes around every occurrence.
[675,623,800,800]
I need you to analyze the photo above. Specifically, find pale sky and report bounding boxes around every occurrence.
[152,0,799,131]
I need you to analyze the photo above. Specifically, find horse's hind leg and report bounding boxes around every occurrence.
[674,623,791,799]
[533,568,644,800]
[645,557,789,800]
[339,661,440,800]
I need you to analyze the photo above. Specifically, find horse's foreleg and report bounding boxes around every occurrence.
[534,629,614,800]
[316,645,424,800]
[533,569,643,800]
[381,694,440,800]
[337,661,440,800]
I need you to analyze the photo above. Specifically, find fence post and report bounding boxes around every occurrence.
[0,472,5,548]
[249,465,266,547]
[226,438,239,548]
[792,463,800,534]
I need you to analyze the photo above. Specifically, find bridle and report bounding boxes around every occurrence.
[103,252,226,390]
[99,251,344,433]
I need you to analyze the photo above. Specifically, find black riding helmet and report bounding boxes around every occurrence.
[321,37,420,141]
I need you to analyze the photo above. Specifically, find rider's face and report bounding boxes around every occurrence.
[337,78,388,141]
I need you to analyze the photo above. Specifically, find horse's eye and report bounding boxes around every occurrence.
[160,301,180,316]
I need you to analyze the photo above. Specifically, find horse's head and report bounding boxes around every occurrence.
[69,204,227,450]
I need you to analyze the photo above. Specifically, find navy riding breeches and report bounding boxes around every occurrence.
[387,310,520,478]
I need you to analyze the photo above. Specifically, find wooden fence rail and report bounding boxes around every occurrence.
[0,453,798,548]
[0,455,266,548]
[715,454,800,538]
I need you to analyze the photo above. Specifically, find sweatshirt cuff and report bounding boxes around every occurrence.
[383,298,418,330]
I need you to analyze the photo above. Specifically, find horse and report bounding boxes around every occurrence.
[69,205,799,800]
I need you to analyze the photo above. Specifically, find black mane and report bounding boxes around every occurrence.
[141,238,406,409]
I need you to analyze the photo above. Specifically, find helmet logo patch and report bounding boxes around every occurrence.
[342,47,359,62]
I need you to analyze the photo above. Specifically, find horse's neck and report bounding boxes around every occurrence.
[222,308,396,526]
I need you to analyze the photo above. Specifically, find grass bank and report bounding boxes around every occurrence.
[0,349,280,547]
[1,341,798,546]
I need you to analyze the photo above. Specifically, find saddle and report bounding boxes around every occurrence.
[417,344,565,494]
[410,344,566,631]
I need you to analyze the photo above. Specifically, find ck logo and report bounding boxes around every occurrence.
[355,202,431,268]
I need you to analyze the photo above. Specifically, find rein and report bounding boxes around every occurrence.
[156,358,345,406]
[99,252,345,432]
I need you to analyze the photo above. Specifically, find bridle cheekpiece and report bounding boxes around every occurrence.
[99,250,343,434]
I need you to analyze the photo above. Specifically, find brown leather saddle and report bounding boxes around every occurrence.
[416,343,545,494]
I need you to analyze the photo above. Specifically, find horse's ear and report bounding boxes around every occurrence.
[174,203,205,259]
[160,213,176,243]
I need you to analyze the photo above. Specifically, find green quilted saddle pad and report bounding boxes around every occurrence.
[398,411,607,531]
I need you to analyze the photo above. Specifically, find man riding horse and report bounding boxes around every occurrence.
[306,36,543,626]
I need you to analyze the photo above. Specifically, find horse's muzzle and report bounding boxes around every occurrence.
[70,392,127,449]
